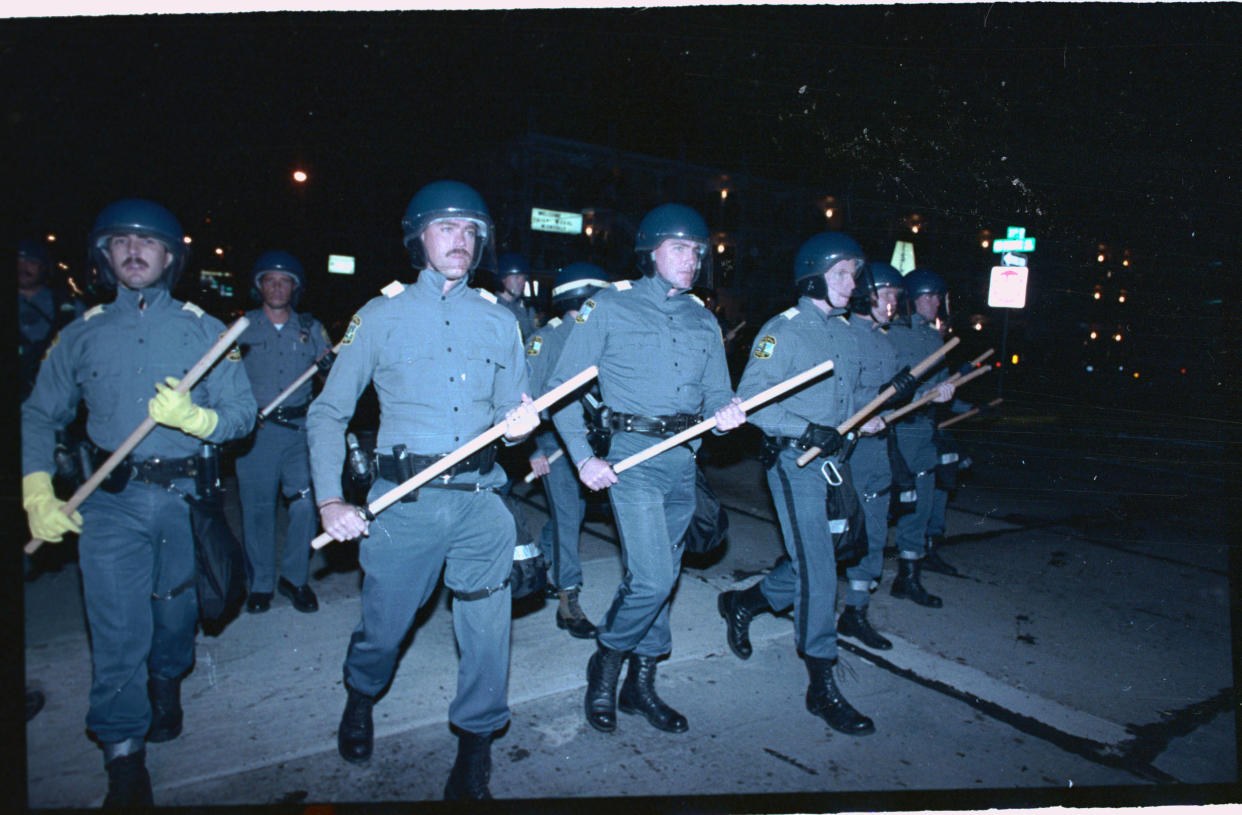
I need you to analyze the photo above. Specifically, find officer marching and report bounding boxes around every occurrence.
[717,231,884,735]
[524,261,613,638]
[545,204,746,737]
[22,198,256,806]
[235,251,332,613]
[307,181,539,800]
[494,251,538,342]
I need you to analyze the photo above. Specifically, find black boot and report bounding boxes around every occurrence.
[922,535,960,576]
[555,588,596,639]
[103,743,153,809]
[890,557,943,608]
[337,687,374,764]
[443,729,493,800]
[584,643,629,733]
[804,657,875,736]
[837,605,892,650]
[717,583,768,660]
[146,675,183,743]
[618,654,688,733]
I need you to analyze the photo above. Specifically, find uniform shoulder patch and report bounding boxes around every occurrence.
[340,314,363,346]
[181,302,205,318]
[548,316,562,328]
[575,298,598,323]
[781,306,800,319]
[688,293,705,307]
[381,280,405,298]
[477,289,498,304]
[82,304,105,321]
[226,342,243,362]
[612,280,633,291]
[526,336,543,356]
[753,335,778,359]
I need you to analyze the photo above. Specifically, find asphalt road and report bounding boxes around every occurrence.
[19,393,1241,812]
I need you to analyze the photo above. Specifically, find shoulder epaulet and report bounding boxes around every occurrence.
[781,307,800,320]
[181,302,205,318]
[688,293,705,307]
[477,289,498,304]
[612,280,633,291]
[83,304,106,322]
[381,280,405,298]
[548,316,562,328]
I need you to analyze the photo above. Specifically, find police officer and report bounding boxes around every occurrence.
[837,262,920,650]
[22,198,256,806]
[19,237,83,401]
[887,267,956,606]
[235,251,331,613]
[307,181,539,801]
[525,262,612,638]
[495,251,538,342]
[716,231,883,735]
[545,203,746,736]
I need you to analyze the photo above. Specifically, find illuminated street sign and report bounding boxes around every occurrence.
[891,240,916,273]
[328,254,355,275]
[992,226,1036,253]
[531,208,584,235]
[988,266,1028,308]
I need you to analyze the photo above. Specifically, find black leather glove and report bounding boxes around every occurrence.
[799,422,843,455]
[884,366,918,403]
[316,349,338,374]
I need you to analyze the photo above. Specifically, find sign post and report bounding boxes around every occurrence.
[987,237,1034,398]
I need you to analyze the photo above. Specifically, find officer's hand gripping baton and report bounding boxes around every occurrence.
[522,448,564,483]
[938,397,1003,430]
[796,336,960,467]
[611,358,836,475]
[311,365,599,550]
[258,338,347,420]
[25,316,251,554]
[880,358,992,425]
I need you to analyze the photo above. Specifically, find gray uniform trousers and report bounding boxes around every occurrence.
[754,449,843,661]
[540,448,587,591]
[844,434,890,607]
[894,418,937,558]
[78,479,199,744]
[235,419,315,592]
[344,470,516,734]
[597,431,697,658]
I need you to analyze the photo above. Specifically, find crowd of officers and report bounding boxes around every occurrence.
[20,182,981,807]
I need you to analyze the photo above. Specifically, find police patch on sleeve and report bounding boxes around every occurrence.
[576,299,597,323]
[226,343,243,362]
[753,335,777,359]
[526,336,543,356]
[340,314,362,346]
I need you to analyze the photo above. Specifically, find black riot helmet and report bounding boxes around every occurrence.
[250,250,307,306]
[88,198,188,291]
[401,180,496,276]
[551,262,611,315]
[634,203,713,288]
[793,231,866,303]
[851,260,908,324]
[904,267,950,324]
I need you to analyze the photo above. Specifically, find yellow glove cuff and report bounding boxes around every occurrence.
[183,406,219,439]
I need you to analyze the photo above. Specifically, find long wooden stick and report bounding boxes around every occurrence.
[964,348,995,369]
[26,316,250,554]
[611,358,836,475]
[259,339,346,419]
[522,448,564,483]
[939,397,1003,430]
[796,336,959,467]
[312,366,599,549]
[881,360,992,425]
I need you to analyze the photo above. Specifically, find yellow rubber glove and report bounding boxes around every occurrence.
[149,376,219,438]
[23,471,83,543]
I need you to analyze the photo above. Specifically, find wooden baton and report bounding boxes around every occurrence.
[939,397,1003,430]
[259,338,346,420]
[795,335,960,467]
[522,448,564,483]
[880,358,992,425]
[311,365,599,550]
[25,316,251,554]
[610,358,836,475]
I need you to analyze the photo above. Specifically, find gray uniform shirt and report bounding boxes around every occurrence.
[524,315,573,457]
[306,270,529,501]
[498,294,537,344]
[238,308,331,409]
[848,315,901,393]
[546,274,735,466]
[887,312,950,431]
[22,285,257,473]
[737,297,861,438]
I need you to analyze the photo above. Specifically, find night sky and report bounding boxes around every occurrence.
[4,4,1239,314]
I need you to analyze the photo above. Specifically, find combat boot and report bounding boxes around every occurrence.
[618,654,688,733]
[337,686,374,764]
[716,582,768,660]
[146,675,183,743]
[555,588,596,639]
[102,741,153,809]
[443,729,493,800]
[804,656,875,736]
[837,605,892,650]
[922,534,960,576]
[890,557,943,608]
[584,642,629,733]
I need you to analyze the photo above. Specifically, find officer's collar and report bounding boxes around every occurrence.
[114,284,171,311]
[640,273,689,301]
[415,267,470,298]
[799,295,850,322]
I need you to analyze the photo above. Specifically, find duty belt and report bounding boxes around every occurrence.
[265,402,308,428]
[375,447,495,485]
[130,454,200,486]
[770,435,817,452]
[605,411,701,437]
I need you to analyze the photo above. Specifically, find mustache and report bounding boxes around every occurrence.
[121,257,149,270]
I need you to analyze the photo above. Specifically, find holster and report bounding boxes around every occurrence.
[585,403,612,459]
[376,443,497,502]
[757,434,783,469]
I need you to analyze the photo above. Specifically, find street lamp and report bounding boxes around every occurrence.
[293,170,308,184]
